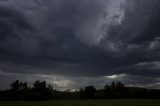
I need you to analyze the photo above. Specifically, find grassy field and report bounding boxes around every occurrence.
[0,100,160,106]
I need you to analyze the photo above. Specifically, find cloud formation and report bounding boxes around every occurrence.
[0,0,160,89]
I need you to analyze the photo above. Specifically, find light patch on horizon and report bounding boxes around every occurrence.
[106,74,127,79]
[106,75,117,79]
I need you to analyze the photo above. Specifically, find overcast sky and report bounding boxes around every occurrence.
[0,0,160,90]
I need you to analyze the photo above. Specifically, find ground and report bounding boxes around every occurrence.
[0,100,160,106]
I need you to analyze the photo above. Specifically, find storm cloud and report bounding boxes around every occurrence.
[0,0,160,89]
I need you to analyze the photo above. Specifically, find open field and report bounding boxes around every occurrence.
[0,100,160,106]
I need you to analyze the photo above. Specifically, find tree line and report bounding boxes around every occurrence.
[0,80,160,101]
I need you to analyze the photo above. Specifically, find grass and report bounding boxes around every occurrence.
[0,100,160,106]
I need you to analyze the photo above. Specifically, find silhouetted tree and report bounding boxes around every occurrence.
[10,80,20,91]
[32,80,53,100]
[84,86,96,99]
[104,83,112,98]
[9,80,30,100]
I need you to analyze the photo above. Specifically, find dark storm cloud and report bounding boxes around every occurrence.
[99,0,160,77]
[0,0,160,86]
[0,0,111,75]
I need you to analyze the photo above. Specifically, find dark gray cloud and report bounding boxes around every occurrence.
[0,0,111,75]
[99,0,160,76]
[0,0,160,89]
